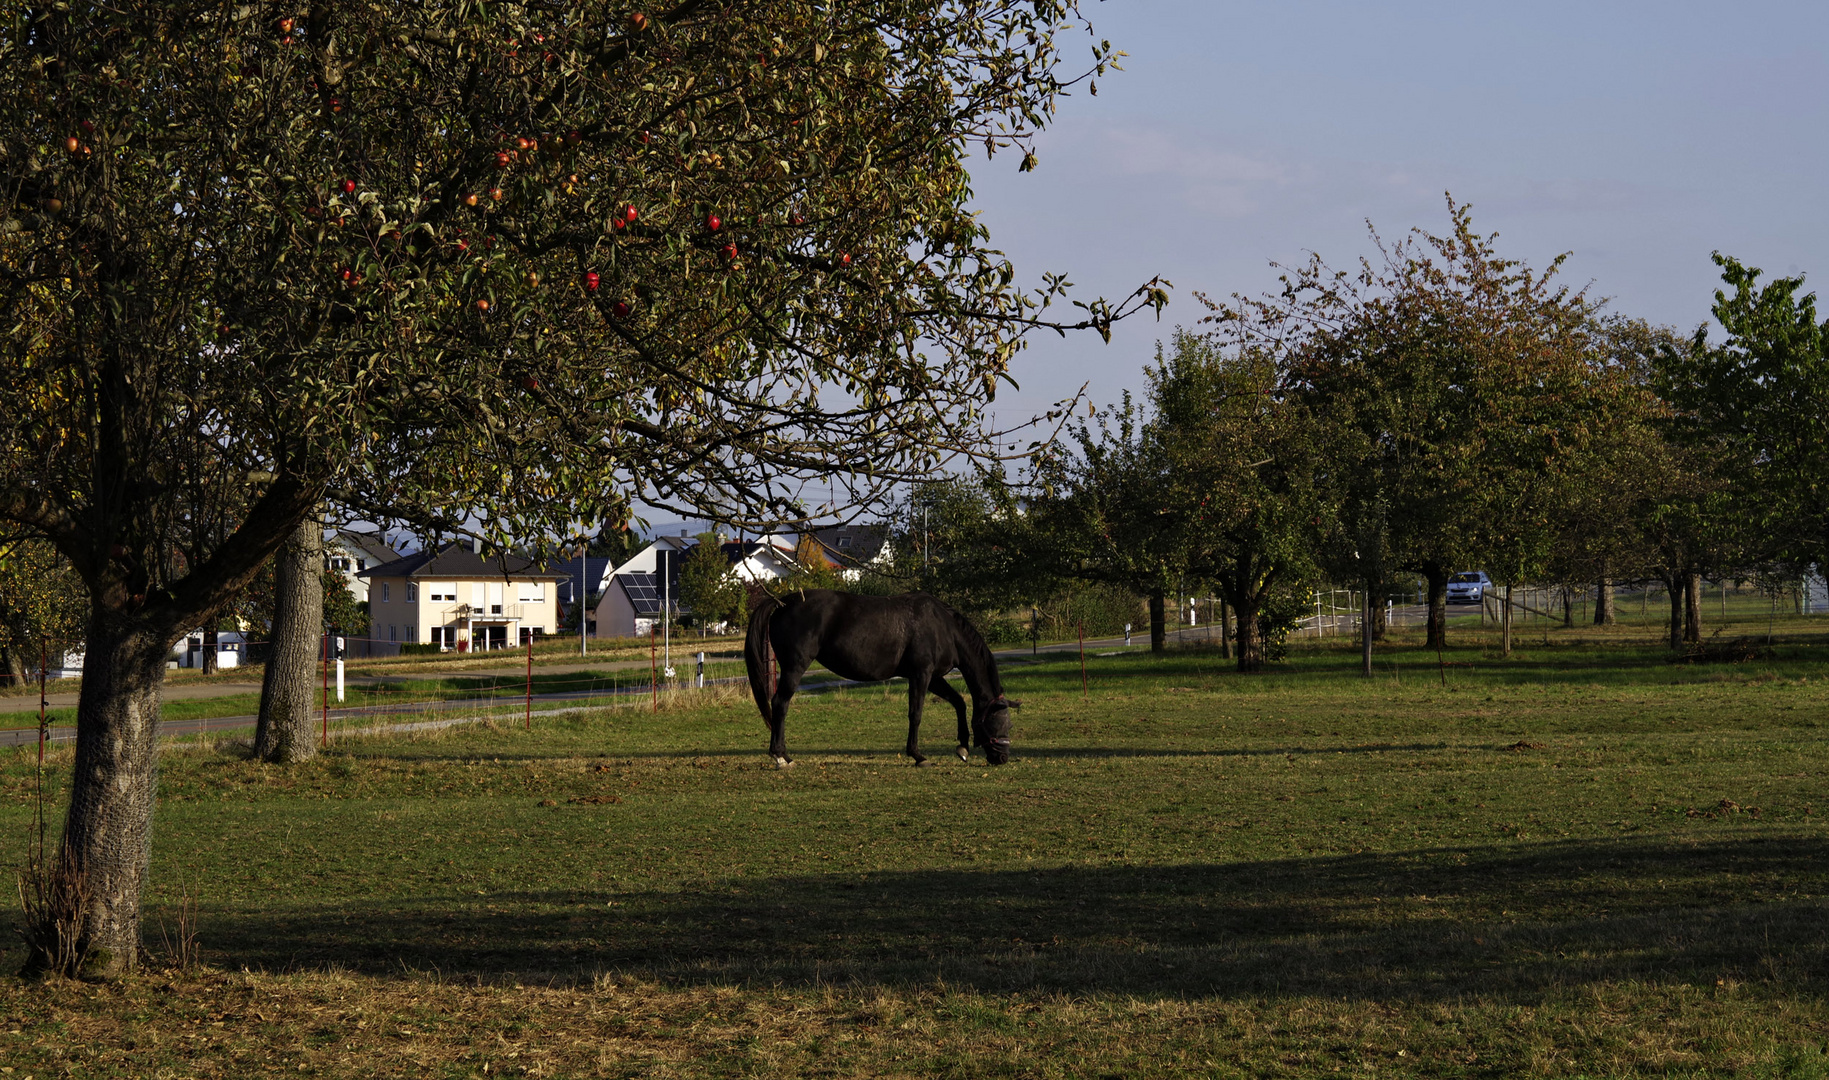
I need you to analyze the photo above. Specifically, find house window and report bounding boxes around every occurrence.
[837,536,852,548]
[406,582,418,602]
[472,583,486,607]
[406,626,417,643]
[356,559,366,571]
[389,624,397,641]
[381,583,390,603]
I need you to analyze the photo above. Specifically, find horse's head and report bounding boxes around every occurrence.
[976,696,1019,765]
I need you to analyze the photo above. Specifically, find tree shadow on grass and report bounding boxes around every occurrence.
[186,833,1829,1000]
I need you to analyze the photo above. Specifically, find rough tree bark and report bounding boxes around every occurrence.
[1233,600,1263,672]
[1501,583,1514,657]
[1361,583,1375,677]
[1148,589,1166,655]
[34,615,170,979]
[1594,572,1615,625]
[1562,585,1574,628]
[200,626,218,675]
[1422,563,1449,651]
[1662,575,1684,649]
[254,518,323,763]
[1683,572,1702,645]
[1218,600,1231,659]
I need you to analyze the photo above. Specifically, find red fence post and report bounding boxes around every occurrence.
[38,641,48,765]
[524,633,534,731]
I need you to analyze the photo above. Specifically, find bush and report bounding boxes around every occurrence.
[399,643,443,656]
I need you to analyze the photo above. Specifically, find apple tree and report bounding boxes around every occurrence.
[0,0,1162,976]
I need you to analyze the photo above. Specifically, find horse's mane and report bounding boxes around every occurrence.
[944,604,1004,699]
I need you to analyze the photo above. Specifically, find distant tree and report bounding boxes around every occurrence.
[0,539,85,683]
[677,533,746,630]
[1028,383,1187,654]
[1659,255,1829,592]
[1258,199,1610,658]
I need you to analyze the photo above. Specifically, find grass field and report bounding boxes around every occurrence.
[1,618,1827,1077]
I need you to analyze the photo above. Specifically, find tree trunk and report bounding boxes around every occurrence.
[1594,574,1615,625]
[1369,590,1388,641]
[1665,576,1684,649]
[1562,585,1573,628]
[201,625,218,675]
[1233,599,1262,672]
[1501,583,1513,656]
[1148,589,1166,655]
[1218,600,1231,659]
[1683,572,1702,644]
[36,615,169,978]
[1361,582,1374,677]
[1423,564,1449,651]
[255,517,323,763]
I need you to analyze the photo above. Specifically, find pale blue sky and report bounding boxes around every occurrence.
[972,1,1829,422]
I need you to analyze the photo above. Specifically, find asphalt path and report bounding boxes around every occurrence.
[0,641,1105,749]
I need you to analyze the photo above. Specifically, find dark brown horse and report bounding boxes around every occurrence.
[744,590,1016,767]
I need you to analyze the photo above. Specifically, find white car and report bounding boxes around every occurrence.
[1446,571,1493,604]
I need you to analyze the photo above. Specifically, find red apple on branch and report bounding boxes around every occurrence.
[612,301,632,319]
[705,213,721,232]
[583,271,600,291]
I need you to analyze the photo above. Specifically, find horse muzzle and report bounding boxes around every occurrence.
[984,736,1010,765]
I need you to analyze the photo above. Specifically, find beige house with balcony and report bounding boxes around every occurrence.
[358,544,568,652]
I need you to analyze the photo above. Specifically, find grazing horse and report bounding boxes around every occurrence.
[744,590,1017,767]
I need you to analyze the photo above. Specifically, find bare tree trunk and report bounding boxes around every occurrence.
[1233,599,1262,672]
[1218,600,1231,659]
[255,517,323,763]
[36,616,169,978]
[1361,582,1374,677]
[1683,572,1702,644]
[1665,576,1684,649]
[1562,585,1573,628]
[1594,572,1615,625]
[1148,589,1166,655]
[1423,563,1449,651]
[201,625,218,675]
[1501,583,1513,656]
[1369,590,1388,641]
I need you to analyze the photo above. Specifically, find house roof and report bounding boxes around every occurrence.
[809,524,888,568]
[329,529,402,566]
[721,540,795,567]
[544,556,614,604]
[612,571,687,616]
[357,543,566,581]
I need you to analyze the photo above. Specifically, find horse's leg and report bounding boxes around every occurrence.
[904,674,931,765]
[769,663,806,768]
[928,675,971,761]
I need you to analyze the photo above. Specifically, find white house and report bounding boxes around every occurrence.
[593,536,801,638]
[358,544,567,651]
[326,530,403,604]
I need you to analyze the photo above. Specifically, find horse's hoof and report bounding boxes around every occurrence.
[773,756,794,769]
[914,758,931,767]
[956,745,969,761]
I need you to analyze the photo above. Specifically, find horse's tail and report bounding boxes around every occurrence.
[744,594,780,726]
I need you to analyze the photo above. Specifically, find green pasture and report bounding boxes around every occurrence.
[1,627,1827,1078]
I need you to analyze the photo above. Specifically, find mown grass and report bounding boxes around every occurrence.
[1,624,1827,1078]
